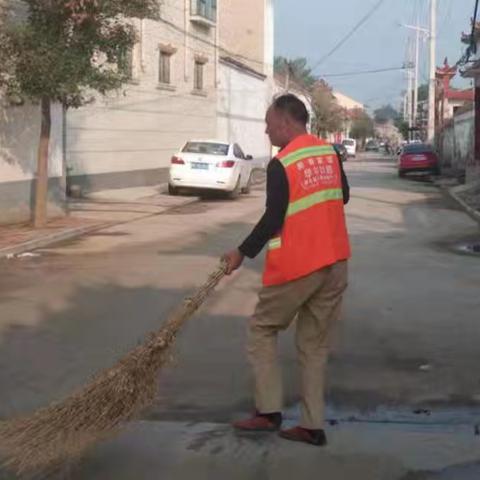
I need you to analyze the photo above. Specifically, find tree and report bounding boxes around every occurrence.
[374,104,400,125]
[394,118,410,140]
[311,80,344,136]
[350,109,374,141]
[274,56,316,91]
[0,0,159,227]
[417,83,429,102]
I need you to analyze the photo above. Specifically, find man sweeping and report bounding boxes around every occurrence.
[222,93,351,446]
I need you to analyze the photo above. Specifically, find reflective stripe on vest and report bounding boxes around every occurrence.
[287,188,343,217]
[280,146,335,168]
[268,237,282,251]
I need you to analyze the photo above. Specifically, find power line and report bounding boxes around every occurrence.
[311,0,389,72]
[321,66,406,77]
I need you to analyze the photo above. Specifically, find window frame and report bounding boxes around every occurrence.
[194,60,204,91]
[159,50,172,85]
[233,144,245,159]
[191,0,217,22]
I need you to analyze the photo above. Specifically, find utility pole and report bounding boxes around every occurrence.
[407,62,413,141]
[427,0,437,142]
[413,15,420,137]
[400,21,429,140]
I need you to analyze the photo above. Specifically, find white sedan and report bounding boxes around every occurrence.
[168,140,254,198]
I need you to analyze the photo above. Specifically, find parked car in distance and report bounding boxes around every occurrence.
[333,143,348,162]
[168,140,254,198]
[365,140,379,152]
[398,143,440,178]
[342,138,357,157]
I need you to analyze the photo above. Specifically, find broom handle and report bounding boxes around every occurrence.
[153,262,228,344]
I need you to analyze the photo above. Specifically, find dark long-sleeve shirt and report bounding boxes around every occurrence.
[238,154,350,259]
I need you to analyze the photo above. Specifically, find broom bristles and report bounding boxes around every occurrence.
[0,264,226,475]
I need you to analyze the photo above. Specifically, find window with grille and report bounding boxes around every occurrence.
[191,0,216,22]
[159,51,171,84]
[194,61,204,91]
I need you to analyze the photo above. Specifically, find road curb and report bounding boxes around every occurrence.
[0,171,265,260]
[0,194,199,260]
[435,182,480,225]
[0,222,112,259]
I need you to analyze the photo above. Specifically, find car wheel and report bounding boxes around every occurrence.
[398,170,405,178]
[228,176,241,200]
[168,184,179,196]
[432,167,441,176]
[241,174,252,194]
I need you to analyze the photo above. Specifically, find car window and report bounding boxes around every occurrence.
[182,142,229,156]
[403,144,433,154]
[233,144,245,159]
[342,140,355,147]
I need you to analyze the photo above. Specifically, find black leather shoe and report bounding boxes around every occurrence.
[279,426,327,446]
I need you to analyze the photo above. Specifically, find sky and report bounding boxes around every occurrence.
[274,0,476,111]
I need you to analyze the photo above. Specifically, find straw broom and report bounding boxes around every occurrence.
[0,263,227,476]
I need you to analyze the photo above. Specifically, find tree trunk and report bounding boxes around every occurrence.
[33,97,51,228]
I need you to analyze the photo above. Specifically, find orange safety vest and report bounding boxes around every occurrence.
[263,134,351,286]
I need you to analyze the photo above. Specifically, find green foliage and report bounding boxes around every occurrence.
[417,83,429,102]
[350,108,374,140]
[274,56,317,90]
[394,118,409,140]
[374,104,400,125]
[0,0,159,107]
[311,80,344,136]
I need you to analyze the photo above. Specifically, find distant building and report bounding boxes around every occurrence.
[436,59,474,125]
[331,91,364,143]
[333,91,364,111]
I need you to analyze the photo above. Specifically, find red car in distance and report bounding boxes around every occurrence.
[398,143,440,178]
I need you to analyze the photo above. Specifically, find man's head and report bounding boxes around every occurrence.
[265,94,309,148]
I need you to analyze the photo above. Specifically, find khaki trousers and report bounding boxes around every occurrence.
[247,260,348,429]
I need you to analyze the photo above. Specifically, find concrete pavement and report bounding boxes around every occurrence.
[1,154,480,479]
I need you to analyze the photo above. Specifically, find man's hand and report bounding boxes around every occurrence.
[222,249,245,275]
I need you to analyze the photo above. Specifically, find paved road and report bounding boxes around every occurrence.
[1,153,479,479]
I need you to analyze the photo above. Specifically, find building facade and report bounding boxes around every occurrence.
[436,60,474,125]
[67,1,220,192]
[0,0,275,223]
[217,0,274,169]
[66,0,274,194]
[461,23,480,183]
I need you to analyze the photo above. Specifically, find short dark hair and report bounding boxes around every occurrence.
[272,94,309,125]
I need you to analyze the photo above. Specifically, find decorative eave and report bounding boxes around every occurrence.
[194,53,209,64]
[158,43,177,55]
[461,59,480,78]
[436,58,457,77]
[461,22,480,44]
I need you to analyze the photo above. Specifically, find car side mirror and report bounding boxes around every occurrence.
[245,155,253,160]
